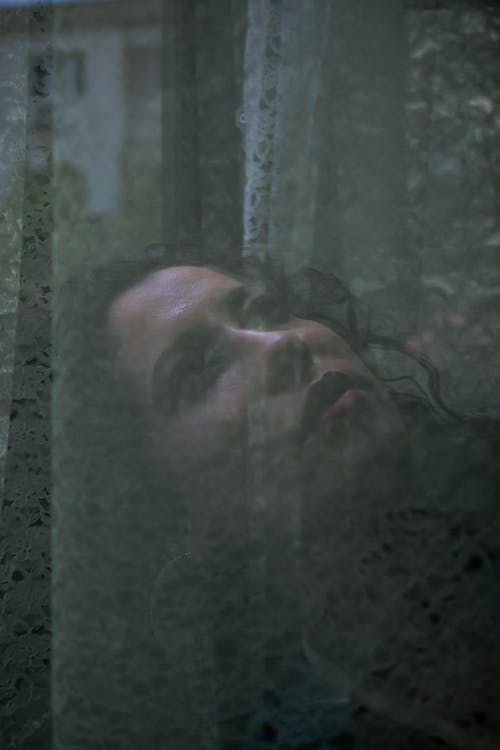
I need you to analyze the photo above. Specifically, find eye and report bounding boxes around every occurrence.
[155,335,228,415]
[241,291,290,330]
[173,342,227,406]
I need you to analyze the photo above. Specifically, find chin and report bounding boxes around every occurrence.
[301,411,406,479]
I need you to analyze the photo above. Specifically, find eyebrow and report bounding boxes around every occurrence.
[222,283,250,317]
[151,282,251,398]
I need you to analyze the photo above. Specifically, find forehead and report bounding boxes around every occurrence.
[107,265,240,395]
[110,265,239,324]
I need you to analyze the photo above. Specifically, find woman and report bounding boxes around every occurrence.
[54,250,500,750]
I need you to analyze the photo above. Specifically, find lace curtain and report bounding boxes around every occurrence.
[1,6,52,748]
[1,1,500,749]
[240,6,500,750]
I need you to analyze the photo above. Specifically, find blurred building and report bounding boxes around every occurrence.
[0,0,162,212]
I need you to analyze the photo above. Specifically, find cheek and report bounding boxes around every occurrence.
[302,319,356,355]
[150,375,250,473]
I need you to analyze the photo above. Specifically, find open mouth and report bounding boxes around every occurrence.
[299,371,373,442]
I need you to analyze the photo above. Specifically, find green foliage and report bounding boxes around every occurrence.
[118,161,163,254]
[53,159,107,279]
[54,158,163,273]
[1,155,164,288]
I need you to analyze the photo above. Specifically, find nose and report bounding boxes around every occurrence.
[266,332,314,394]
[232,327,314,395]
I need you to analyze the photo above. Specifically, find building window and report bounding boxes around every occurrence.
[125,45,161,101]
[56,52,86,98]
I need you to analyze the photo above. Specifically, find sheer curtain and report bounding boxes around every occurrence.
[242,5,499,750]
[1,5,52,749]
[1,1,499,749]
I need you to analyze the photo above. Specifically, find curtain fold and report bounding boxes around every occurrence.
[1,6,53,749]
[0,14,29,491]
[162,0,247,267]
[242,0,332,273]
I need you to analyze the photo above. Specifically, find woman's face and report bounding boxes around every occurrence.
[108,265,405,487]
[109,264,408,623]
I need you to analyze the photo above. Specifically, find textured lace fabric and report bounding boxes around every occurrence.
[242,0,282,258]
[245,671,354,749]
[242,0,332,273]
[0,7,52,749]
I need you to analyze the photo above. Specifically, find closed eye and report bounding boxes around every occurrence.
[153,331,228,414]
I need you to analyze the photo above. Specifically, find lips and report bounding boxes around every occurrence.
[299,371,372,442]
